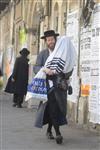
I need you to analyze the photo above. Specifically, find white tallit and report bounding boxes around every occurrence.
[45,36,76,73]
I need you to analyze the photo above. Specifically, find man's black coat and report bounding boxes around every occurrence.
[33,49,68,128]
[5,55,29,95]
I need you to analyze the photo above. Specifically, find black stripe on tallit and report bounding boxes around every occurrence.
[46,57,65,73]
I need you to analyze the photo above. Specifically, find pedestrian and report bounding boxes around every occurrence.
[11,48,30,108]
[0,68,2,77]
[33,30,76,144]
[0,69,2,77]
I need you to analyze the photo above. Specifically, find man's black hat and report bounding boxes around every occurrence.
[41,30,59,39]
[20,48,30,55]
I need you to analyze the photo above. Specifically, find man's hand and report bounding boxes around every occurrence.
[43,68,55,75]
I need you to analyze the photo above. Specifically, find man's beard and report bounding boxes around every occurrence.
[48,43,55,51]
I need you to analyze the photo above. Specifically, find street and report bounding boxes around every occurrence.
[0,92,100,150]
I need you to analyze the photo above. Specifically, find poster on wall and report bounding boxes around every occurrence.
[89,4,100,124]
[5,46,15,79]
[80,26,91,96]
[66,10,79,103]
[67,10,79,54]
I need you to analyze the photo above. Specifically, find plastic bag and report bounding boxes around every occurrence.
[25,68,47,102]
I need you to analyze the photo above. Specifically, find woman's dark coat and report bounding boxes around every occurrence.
[33,49,68,128]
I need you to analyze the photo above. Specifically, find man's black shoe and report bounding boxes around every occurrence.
[56,135,63,144]
[46,132,54,139]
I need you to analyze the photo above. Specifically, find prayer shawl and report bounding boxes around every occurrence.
[25,36,76,101]
[45,36,76,73]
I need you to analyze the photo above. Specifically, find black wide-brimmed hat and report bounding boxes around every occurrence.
[20,48,30,55]
[41,30,59,39]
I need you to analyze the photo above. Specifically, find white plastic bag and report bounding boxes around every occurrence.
[25,68,47,102]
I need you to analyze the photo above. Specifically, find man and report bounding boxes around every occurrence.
[33,30,75,144]
[12,48,30,108]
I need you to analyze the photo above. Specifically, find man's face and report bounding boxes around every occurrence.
[45,36,56,51]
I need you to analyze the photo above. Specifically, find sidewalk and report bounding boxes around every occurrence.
[0,92,100,150]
